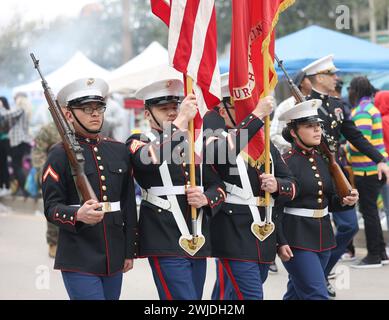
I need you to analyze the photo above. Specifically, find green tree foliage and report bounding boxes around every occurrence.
[0,16,40,87]
[1,0,388,88]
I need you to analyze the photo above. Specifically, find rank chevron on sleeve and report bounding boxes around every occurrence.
[43,165,59,183]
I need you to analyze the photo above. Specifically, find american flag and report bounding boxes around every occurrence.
[150,0,221,159]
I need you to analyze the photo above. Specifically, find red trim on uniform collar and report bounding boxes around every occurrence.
[293,143,316,156]
[76,132,101,145]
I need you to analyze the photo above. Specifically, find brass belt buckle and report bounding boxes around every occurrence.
[313,209,324,218]
[101,202,111,213]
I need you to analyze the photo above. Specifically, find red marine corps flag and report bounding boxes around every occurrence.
[229,0,294,164]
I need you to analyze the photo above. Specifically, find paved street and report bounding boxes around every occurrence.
[0,204,388,300]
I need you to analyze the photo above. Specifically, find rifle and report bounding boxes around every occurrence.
[275,55,352,199]
[30,53,99,204]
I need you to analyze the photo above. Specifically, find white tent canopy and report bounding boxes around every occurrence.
[109,64,183,95]
[108,41,168,79]
[13,51,110,96]
[107,41,182,94]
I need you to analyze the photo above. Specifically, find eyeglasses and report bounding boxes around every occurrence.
[72,106,107,114]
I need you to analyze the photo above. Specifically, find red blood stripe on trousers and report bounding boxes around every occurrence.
[221,259,244,300]
[152,257,173,300]
[218,260,225,300]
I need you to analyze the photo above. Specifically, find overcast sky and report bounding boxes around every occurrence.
[0,0,95,27]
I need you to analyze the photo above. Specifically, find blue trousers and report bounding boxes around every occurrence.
[221,259,269,300]
[283,249,330,300]
[211,259,234,300]
[61,271,123,300]
[325,208,359,277]
[148,257,206,300]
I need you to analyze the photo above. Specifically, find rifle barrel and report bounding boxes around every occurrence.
[30,53,48,86]
[275,54,294,85]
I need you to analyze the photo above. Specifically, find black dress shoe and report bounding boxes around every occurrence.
[326,280,336,298]
[381,252,389,265]
[269,261,278,273]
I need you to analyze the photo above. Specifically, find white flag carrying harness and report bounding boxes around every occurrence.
[141,131,205,256]
[224,149,275,241]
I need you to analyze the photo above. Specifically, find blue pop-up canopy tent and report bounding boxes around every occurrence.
[370,72,389,90]
[219,25,389,74]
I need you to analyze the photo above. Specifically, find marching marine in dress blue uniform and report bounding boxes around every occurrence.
[42,78,137,300]
[304,55,389,295]
[277,98,359,300]
[205,74,298,300]
[127,77,226,300]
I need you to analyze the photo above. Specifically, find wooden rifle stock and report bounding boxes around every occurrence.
[275,55,352,199]
[343,166,356,188]
[30,53,98,204]
[319,141,353,199]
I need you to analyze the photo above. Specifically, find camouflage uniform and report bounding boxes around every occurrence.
[31,122,61,246]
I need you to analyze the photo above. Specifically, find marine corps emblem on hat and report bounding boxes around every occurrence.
[279,99,323,124]
[303,54,339,76]
[135,78,184,107]
[57,77,109,108]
